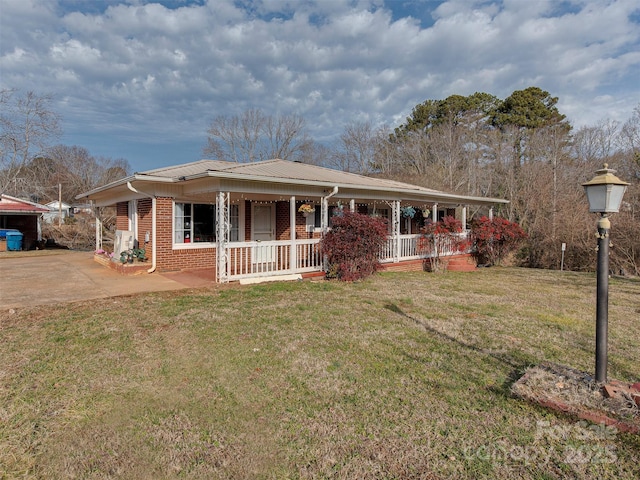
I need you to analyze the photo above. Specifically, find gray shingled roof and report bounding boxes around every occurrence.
[139,158,442,194]
[79,158,508,206]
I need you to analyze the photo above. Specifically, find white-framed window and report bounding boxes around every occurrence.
[311,205,340,230]
[174,202,239,245]
[230,204,240,241]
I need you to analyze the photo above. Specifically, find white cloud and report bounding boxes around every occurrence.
[0,0,638,169]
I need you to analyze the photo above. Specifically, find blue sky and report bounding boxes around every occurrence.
[1,0,639,172]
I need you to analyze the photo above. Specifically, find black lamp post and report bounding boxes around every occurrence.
[582,164,629,384]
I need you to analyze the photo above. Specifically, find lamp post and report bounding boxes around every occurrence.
[582,164,629,384]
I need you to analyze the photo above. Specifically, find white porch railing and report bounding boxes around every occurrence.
[380,232,470,264]
[224,232,470,280]
[380,234,422,263]
[227,239,322,280]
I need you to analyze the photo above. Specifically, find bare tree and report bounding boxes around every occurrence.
[203,109,312,163]
[0,89,62,196]
[329,121,378,174]
[620,104,640,167]
[370,124,396,174]
[572,119,619,163]
[263,113,312,161]
[296,141,332,167]
[43,145,130,202]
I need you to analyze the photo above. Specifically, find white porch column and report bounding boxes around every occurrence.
[216,191,230,283]
[290,196,297,272]
[95,214,103,250]
[489,207,494,220]
[37,214,43,242]
[461,206,467,231]
[322,197,328,234]
[432,203,438,222]
[349,199,355,212]
[392,200,400,263]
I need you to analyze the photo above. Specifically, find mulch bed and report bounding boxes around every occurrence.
[512,362,640,434]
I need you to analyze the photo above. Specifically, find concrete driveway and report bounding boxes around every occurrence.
[0,250,216,310]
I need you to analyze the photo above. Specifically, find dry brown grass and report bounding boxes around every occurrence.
[1,267,639,479]
[512,362,639,428]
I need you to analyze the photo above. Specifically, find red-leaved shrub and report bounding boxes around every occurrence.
[418,216,471,271]
[471,216,527,266]
[321,212,388,281]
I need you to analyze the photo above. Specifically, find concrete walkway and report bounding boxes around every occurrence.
[0,250,216,310]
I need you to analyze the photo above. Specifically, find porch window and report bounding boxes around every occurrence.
[314,205,340,229]
[313,208,321,228]
[230,204,239,241]
[174,203,239,244]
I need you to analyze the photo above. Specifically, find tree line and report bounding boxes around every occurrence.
[204,87,639,274]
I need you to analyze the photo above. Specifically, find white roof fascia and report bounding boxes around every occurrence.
[76,174,177,199]
[78,166,508,207]
[208,171,507,206]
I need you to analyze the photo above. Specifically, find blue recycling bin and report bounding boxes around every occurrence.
[6,231,23,251]
[0,228,18,239]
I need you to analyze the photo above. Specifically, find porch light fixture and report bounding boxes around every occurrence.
[582,164,629,384]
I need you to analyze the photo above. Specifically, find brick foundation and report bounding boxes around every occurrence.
[94,253,150,275]
[380,259,425,272]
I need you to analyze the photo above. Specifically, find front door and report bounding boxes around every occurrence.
[252,204,276,264]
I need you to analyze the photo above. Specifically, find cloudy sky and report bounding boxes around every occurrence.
[2,0,639,172]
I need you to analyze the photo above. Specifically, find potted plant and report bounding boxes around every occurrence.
[298,203,315,217]
[120,248,146,264]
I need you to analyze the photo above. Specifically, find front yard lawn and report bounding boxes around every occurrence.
[1,268,638,479]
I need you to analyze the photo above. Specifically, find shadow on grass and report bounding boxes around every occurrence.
[384,302,534,396]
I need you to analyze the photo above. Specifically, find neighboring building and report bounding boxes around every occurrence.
[43,200,73,224]
[77,159,508,282]
[0,194,49,250]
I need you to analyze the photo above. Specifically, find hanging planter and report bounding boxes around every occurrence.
[401,206,416,218]
[298,204,315,217]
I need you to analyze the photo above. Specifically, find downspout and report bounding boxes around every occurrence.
[127,182,157,273]
[322,186,339,234]
[322,187,339,273]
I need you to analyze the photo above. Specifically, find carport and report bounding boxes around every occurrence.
[0,194,49,250]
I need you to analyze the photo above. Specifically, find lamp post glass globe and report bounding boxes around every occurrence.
[582,164,628,384]
[582,163,629,214]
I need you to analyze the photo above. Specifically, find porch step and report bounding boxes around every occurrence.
[445,255,477,272]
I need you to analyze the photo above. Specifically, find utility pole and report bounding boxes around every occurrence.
[58,183,62,227]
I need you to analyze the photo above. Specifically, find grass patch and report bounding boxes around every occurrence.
[1,267,639,479]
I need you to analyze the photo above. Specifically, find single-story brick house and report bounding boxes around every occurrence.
[77,159,508,282]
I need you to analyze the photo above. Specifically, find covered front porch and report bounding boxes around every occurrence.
[223,232,471,282]
[203,191,472,282]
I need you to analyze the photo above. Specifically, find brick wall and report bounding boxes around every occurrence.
[276,201,290,240]
[137,198,153,261]
[381,259,425,272]
[274,201,314,240]
[116,202,128,231]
